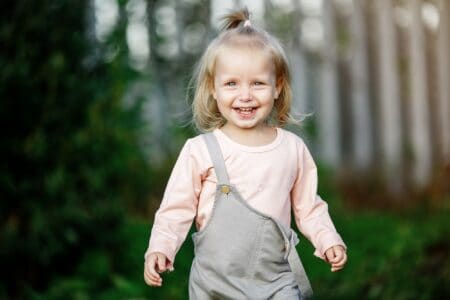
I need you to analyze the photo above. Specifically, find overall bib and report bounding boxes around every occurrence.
[188,133,313,300]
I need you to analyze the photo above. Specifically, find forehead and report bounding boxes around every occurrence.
[214,45,275,73]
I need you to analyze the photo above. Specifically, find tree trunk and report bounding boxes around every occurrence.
[319,0,341,167]
[145,0,171,157]
[350,0,372,170]
[407,0,432,187]
[374,0,403,192]
[436,0,450,163]
[289,0,309,117]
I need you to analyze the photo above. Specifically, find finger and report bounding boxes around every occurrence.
[144,271,160,286]
[330,246,347,263]
[144,268,162,286]
[331,265,344,272]
[332,260,346,269]
[332,252,348,267]
[331,253,347,272]
[167,260,175,272]
[331,247,344,262]
[145,276,162,286]
[145,265,161,281]
[331,260,346,272]
[156,254,167,273]
[146,258,162,281]
[325,247,336,263]
[144,267,162,286]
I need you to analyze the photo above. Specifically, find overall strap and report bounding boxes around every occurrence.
[203,132,230,186]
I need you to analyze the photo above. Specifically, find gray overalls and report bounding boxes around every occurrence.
[188,133,313,300]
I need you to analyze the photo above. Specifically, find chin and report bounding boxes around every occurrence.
[236,122,261,130]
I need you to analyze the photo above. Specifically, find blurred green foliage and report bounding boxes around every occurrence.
[24,203,450,300]
[307,201,450,299]
[1,1,448,299]
[0,1,152,298]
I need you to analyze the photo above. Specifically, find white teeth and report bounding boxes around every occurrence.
[236,107,253,111]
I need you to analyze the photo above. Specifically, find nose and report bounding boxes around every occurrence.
[239,84,252,101]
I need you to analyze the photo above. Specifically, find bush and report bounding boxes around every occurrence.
[0,1,151,297]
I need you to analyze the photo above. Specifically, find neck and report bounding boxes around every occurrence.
[219,125,277,147]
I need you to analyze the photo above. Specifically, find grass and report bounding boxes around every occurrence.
[28,200,450,300]
[307,208,450,299]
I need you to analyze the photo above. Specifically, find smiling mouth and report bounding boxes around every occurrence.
[233,107,257,118]
[234,107,256,112]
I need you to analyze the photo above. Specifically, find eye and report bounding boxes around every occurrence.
[225,81,236,87]
[254,81,265,86]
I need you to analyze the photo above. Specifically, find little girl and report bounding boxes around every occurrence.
[144,8,347,299]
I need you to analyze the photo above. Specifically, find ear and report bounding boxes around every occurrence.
[209,78,217,100]
[274,77,283,99]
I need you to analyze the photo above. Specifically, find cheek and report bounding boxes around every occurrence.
[215,100,230,117]
[214,89,235,102]
[257,90,277,103]
[212,84,224,100]
[215,97,226,110]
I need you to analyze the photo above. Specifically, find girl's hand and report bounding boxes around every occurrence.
[144,252,172,287]
[324,245,347,272]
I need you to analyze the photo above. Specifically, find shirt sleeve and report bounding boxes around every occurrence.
[144,139,202,264]
[290,139,346,260]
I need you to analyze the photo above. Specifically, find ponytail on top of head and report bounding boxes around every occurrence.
[220,7,251,31]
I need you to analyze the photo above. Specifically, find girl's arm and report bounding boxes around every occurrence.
[290,139,346,261]
[145,139,202,265]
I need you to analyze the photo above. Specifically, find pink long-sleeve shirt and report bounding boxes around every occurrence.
[145,128,346,264]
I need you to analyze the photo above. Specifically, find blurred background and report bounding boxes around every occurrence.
[1,0,449,299]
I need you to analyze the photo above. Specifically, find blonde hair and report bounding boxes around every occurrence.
[191,8,295,132]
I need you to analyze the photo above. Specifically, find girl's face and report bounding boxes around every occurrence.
[212,47,281,133]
